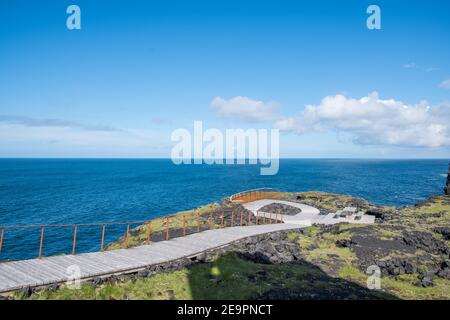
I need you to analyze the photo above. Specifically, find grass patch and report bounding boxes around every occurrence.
[338,265,450,300]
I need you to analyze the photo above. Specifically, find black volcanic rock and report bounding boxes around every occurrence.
[259,203,301,216]
[402,231,449,255]
[433,227,450,240]
[376,258,417,276]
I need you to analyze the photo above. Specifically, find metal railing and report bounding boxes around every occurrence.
[0,203,283,260]
[229,188,280,203]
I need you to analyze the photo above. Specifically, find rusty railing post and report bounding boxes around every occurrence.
[0,227,4,255]
[231,209,234,227]
[38,226,45,259]
[197,211,200,233]
[221,208,224,228]
[147,221,151,244]
[72,225,78,255]
[100,224,106,252]
[125,224,130,248]
[166,217,169,240]
[183,215,186,236]
[209,209,213,229]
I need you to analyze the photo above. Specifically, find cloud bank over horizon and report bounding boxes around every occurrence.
[1,92,450,158]
[212,93,450,149]
[0,115,168,157]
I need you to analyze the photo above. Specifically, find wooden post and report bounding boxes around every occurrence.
[72,225,78,255]
[263,212,266,224]
[240,209,243,226]
[209,209,213,229]
[221,208,224,228]
[231,209,234,227]
[38,226,44,258]
[256,211,259,225]
[0,227,4,255]
[270,212,272,224]
[166,217,169,240]
[275,211,278,223]
[125,224,130,248]
[248,211,252,225]
[197,211,200,233]
[183,215,186,236]
[146,222,151,244]
[100,224,106,251]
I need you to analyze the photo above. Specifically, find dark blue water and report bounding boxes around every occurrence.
[0,159,448,261]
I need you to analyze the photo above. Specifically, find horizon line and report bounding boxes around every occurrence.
[0,157,449,160]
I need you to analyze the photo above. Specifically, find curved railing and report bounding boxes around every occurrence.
[230,187,280,203]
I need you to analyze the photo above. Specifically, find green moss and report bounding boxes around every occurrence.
[338,265,366,282]
[338,224,368,232]
[338,265,450,300]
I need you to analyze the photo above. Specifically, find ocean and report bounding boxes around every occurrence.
[0,158,448,260]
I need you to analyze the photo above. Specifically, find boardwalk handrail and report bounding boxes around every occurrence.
[230,188,279,203]
[0,196,282,260]
[0,215,176,259]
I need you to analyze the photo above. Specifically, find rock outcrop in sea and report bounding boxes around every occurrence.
[445,163,450,195]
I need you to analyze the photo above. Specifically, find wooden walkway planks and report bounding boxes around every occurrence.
[0,223,301,293]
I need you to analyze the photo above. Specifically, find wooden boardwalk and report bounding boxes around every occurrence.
[0,223,301,293]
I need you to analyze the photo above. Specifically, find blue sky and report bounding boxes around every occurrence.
[1,0,450,158]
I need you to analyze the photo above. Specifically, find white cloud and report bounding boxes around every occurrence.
[439,79,450,90]
[0,117,169,157]
[0,115,119,132]
[275,92,450,148]
[403,62,437,72]
[211,96,280,122]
